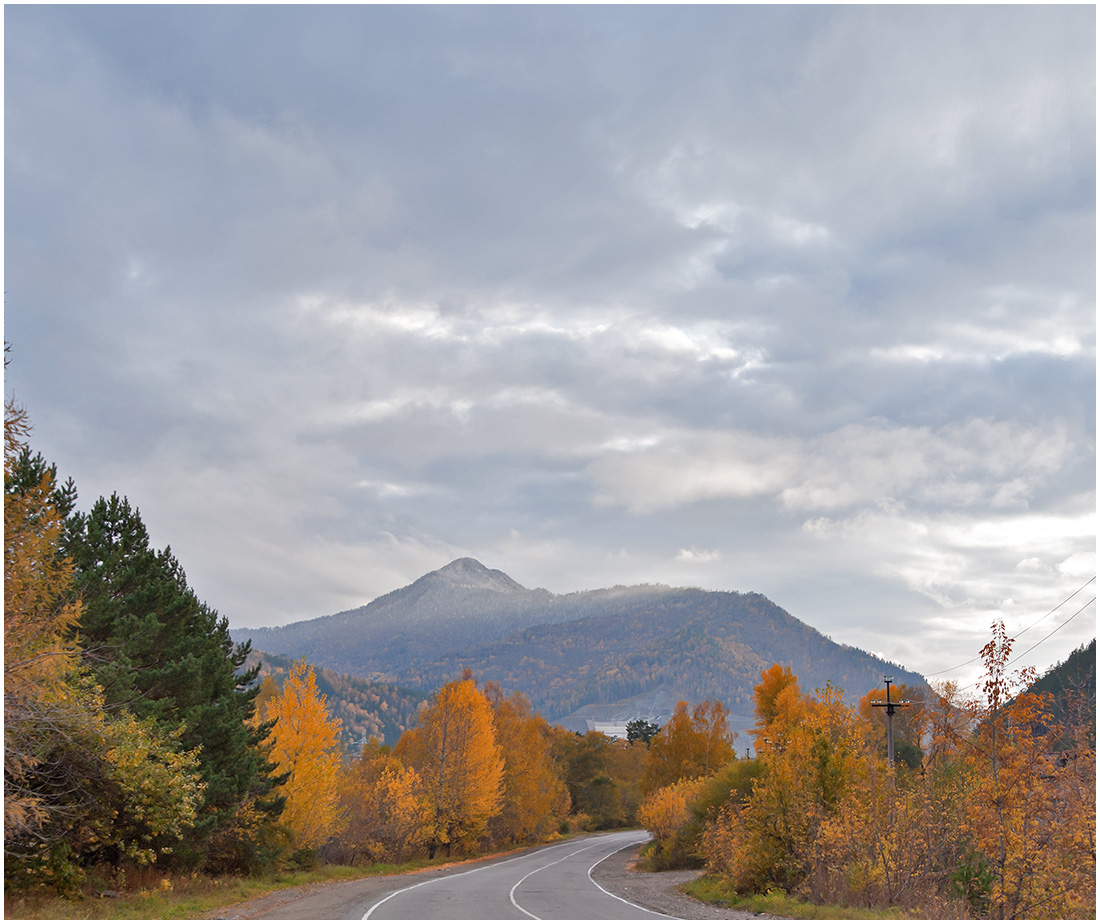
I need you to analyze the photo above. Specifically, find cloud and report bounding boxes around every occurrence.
[4,5,1093,680]
[590,418,1076,517]
[675,548,722,564]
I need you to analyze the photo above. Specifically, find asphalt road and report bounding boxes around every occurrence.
[363,830,673,920]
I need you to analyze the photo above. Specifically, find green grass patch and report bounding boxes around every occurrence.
[680,875,914,920]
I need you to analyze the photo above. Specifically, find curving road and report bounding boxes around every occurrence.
[364,830,673,920]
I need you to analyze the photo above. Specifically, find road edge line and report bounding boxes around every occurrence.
[587,836,677,920]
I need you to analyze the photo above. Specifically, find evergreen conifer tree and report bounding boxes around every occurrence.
[63,494,285,871]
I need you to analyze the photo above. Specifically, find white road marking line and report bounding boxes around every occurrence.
[362,835,621,920]
[508,841,617,919]
[361,847,536,919]
[587,835,678,919]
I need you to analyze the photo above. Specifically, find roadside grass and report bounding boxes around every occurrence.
[6,864,366,920]
[5,836,586,920]
[4,858,453,920]
[681,875,917,920]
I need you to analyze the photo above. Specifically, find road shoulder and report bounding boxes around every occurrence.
[590,843,780,920]
[212,865,465,920]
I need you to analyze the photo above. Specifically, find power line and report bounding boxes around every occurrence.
[1013,575,1094,640]
[1007,596,1095,668]
[945,596,1096,696]
[923,575,1096,678]
[923,654,981,679]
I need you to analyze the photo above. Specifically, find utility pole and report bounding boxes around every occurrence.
[871,675,910,766]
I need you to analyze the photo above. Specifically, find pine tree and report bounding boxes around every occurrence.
[5,397,203,887]
[62,493,284,871]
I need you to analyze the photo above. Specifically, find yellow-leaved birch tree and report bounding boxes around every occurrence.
[395,673,503,856]
[484,683,569,844]
[261,660,345,849]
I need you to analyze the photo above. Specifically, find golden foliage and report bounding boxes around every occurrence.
[700,641,1096,919]
[484,683,569,844]
[4,398,84,835]
[952,622,1096,918]
[857,681,927,753]
[395,675,504,854]
[5,396,204,883]
[337,742,432,863]
[639,777,703,845]
[260,659,345,849]
[644,699,735,791]
[749,662,806,754]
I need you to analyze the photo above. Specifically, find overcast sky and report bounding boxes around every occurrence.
[6,5,1095,690]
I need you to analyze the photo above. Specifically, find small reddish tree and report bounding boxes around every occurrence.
[955,621,1095,918]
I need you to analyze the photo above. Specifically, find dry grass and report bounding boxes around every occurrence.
[5,862,387,920]
[4,838,574,919]
[680,875,954,920]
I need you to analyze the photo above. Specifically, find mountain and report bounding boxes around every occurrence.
[1020,639,1095,749]
[232,558,927,723]
[408,585,926,721]
[235,558,560,678]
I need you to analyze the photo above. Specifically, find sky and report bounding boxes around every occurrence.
[5,5,1095,691]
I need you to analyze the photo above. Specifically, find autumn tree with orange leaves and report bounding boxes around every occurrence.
[951,622,1095,918]
[748,662,807,753]
[484,683,569,844]
[644,699,735,792]
[4,398,84,837]
[858,681,927,768]
[5,395,203,887]
[395,672,504,856]
[707,675,871,894]
[697,643,1096,919]
[335,740,432,864]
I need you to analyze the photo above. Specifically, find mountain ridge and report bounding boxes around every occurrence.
[231,558,927,721]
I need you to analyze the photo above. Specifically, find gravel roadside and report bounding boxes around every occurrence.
[590,843,782,920]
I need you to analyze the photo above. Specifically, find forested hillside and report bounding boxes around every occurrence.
[235,564,926,722]
[1018,638,1095,748]
[419,588,926,719]
[246,651,427,749]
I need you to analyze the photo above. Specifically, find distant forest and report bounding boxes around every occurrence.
[246,650,427,750]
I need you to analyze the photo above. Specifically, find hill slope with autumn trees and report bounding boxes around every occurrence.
[244,650,427,749]
[233,559,927,722]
